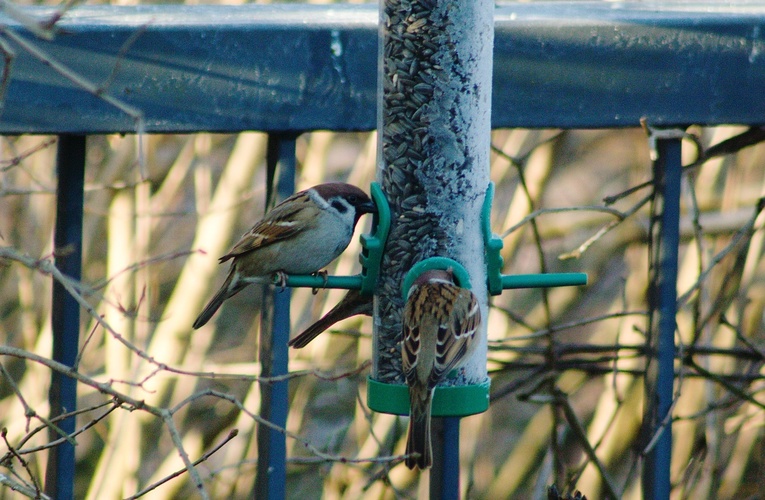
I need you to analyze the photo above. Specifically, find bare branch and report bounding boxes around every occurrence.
[0,138,56,172]
[127,430,239,500]
[0,27,143,126]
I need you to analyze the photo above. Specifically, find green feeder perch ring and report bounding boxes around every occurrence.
[482,182,588,293]
[401,257,472,299]
[367,377,490,417]
[482,182,505,296]
[359,182,390,295]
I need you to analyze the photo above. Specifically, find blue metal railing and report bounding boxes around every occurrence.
[254,134,296,499]
[644,139,683,500]
[1,3,764,500]
[46,135,86,500]
[1,4,764,134]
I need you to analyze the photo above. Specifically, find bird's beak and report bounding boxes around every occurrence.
[359,200,377,215]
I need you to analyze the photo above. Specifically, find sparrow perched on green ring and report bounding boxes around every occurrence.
[193,183,376,329]
[402,268,481,469]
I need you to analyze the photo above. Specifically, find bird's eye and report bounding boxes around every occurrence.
[347,195,358,203]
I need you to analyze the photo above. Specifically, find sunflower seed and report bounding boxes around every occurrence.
[406,18,427,33]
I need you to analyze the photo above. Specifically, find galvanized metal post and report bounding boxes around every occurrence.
[643,137,681,499]
[254,133,296,500]
[376,0,493,491]
[45,135,86,500]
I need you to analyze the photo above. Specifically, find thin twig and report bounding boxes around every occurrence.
[0,36,15,115]
[719,315,765,360]
[0,0,55,39]
[97,22,151,95]
[127,430,239,500]
[0,138,56,172]
[489,310,649,343]
[0,472,50,500]
[172,389,403,468]
[554,390,620,499]
[0,362,33,431]
[160,410,210,500]
[677,198,765,306]
[89,249,202,292]
[682,358,765,411]
[13,401,119,455]
[559,192,653,260]
[1,429,42,498]
[490,360,765,383]
[499,206,626,240]
[603,126,765,206]
[0,27,144,125]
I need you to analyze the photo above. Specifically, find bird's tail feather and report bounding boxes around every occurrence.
[193,270,245,329]
[406,393,433,469]
[288,316,333,349]
[288,290,371,348]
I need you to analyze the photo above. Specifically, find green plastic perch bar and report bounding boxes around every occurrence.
[502,273,588,289]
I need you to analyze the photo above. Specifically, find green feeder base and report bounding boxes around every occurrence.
[367,376,490,417]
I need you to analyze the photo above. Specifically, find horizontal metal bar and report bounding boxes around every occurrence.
[1,3,764,134]
[283,272,587,290]
[282,274,363,290]
[501,273,588,289]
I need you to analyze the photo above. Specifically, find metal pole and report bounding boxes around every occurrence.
[254,133,296,500]
[643,137,681,499]
[430,417,461,500]
[45,135,86,500]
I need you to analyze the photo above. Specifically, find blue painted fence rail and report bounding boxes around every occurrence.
[1,3,764,134]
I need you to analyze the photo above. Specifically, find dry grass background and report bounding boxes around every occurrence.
[2,1,765,499]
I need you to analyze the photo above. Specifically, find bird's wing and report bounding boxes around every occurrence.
[429,286,480,386]
[219,191,320,262]
[402,299,423,386]
[402,283,481,388]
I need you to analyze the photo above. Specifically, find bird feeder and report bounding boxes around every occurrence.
[280,182,587,418]
[365,182,587,417]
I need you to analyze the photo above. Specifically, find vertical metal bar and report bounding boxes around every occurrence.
[643,137,681,500]
[430,417,461,500]
[45,135,86,500]
[255,133,296,500]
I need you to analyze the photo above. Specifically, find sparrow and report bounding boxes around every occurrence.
[401,268,481,470]
[193,182,376,329]
[288,289,373,348]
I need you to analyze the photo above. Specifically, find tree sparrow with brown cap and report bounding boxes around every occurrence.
[402,268,481,469]
[193,182,376,329]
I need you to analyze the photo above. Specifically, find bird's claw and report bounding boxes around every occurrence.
[311,270,329,295]
[274,271,288,290]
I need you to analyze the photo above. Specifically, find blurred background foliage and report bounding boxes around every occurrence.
[1,1,765,499]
